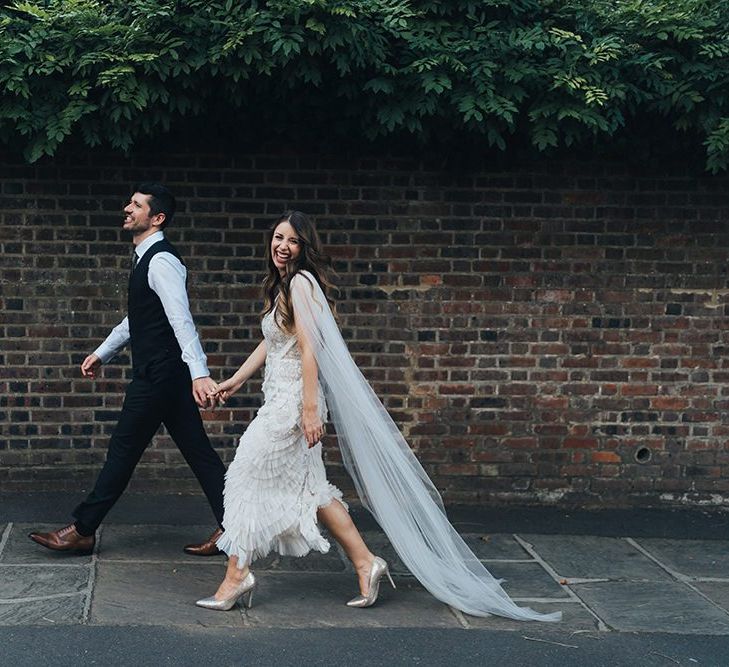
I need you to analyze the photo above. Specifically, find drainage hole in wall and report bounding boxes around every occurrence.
[634,446,652,463]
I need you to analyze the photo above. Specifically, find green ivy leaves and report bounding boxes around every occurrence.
[0,0,727,170]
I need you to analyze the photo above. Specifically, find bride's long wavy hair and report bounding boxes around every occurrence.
[262,211,335,332]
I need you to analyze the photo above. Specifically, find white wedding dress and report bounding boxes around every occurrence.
[216,306,344,566]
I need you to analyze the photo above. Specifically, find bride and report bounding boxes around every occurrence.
[196,211,559,622]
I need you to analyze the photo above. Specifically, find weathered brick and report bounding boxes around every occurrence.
[0,151,727,507]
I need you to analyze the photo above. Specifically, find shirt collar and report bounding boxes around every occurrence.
[134,231,165,259]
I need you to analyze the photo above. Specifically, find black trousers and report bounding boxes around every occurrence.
[72,359,226,533]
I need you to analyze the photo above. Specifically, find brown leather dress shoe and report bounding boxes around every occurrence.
[183,527,223,556]
[29,523,95,555]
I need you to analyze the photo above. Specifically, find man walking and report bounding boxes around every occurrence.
[30,183,224,556]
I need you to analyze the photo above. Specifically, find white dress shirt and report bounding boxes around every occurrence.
[93,231,209,380]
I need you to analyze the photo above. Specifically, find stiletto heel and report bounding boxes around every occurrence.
[196,571,256,611]
[346,556,395,608]
[242,588,254,609]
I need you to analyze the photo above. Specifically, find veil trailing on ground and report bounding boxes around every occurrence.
[291,272,560,622]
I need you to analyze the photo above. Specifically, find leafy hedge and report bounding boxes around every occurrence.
[1,0,728,169]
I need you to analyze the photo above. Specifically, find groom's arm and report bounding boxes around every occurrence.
[93,316,131,364]
[148,252,217,407]
[80,316,130,378]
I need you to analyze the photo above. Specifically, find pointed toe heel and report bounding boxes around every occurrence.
[346,556,396,608]
[195,595,238,611]
[196,571,256,611]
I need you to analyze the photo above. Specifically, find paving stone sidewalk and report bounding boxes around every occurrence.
[2,520,728,635]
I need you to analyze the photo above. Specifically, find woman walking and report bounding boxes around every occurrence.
[196,211,559,623]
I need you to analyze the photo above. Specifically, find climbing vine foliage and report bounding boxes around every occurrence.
[1,0,728,169]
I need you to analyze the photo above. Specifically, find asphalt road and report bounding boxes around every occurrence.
[1,626,728,667]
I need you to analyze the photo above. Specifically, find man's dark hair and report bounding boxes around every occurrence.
[132,182,176,228]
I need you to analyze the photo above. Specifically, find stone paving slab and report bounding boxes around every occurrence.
[1,524,93,565]
[0,595,87,626]
[485,562,570,599]
[0,526,91,627]
[520,535,670,581]
[91,562,243,627]
[694,582,729,613]
[242,572,458,629]
[97,525,345,572]
[360,532,531,576]
[462,533,532,560]
[570,581,729,635]
[6,515,729,636]
[252,549,346,573]
[0,564,89,600]
[98,525,217,562]
[635,539,729,579]
[100,525,346,571]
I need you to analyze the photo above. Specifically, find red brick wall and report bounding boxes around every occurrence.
[1,150,728,508]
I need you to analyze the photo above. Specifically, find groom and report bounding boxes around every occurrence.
[29,183,224,556]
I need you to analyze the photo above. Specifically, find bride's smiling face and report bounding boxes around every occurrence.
[271,221,302,274]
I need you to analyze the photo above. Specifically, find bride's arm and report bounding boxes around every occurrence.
[209,340,267,402]
[298,331,324,447]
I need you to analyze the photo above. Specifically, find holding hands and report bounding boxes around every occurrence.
[206,377,243,406]
[192,376,223,410]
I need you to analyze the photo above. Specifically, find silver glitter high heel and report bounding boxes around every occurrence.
[196,571,256,611]
[346,556,396,608]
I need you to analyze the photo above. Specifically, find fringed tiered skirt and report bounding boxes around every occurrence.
[216,397,344,567]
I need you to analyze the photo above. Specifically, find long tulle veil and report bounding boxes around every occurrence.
[291,271,560,622]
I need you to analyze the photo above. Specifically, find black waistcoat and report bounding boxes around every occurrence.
[128,239,184,375]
